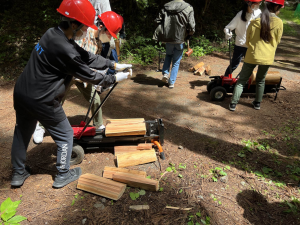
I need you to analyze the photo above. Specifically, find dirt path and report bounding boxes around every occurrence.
[1,24,300,225]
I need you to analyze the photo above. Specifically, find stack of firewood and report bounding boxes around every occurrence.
[188,62,211,76]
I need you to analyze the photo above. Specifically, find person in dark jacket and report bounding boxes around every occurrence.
[153,0,195,88]
[11,0,132,189]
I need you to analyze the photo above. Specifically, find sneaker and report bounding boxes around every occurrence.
[168,83,174,89]
[33,123,45,144]
[252,101,260,110]
[162,74,169,83]
[53,167,82,188]
[97,124,105,133]
[229,103,236,111]
[11,166,31,186]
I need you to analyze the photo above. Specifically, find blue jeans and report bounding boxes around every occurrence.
[224,45,247,77]
[162,43,184,85]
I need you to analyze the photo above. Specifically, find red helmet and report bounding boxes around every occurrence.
[98,11,124,39]
[265,0,285,7]
[57,0,98,30]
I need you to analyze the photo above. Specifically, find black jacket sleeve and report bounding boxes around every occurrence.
[66,56,116,87]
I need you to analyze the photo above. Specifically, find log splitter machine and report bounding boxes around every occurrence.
[70,82,165,165]
[207,29,285,101]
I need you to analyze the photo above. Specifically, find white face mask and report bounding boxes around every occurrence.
[252,5,260,11]
[99,33,111,43]
[75,29,87,41]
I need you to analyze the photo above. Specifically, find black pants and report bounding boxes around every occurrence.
[224,45,248,77]
[11,112,73,174]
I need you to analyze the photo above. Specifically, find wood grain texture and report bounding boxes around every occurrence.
[105,118,146,137]
[103,166,146,179]
[117,149,157,168]
[112,172,159,191]
[193,62,204,71]
[77,173,126,200]
[114,146,140,156]
[136,143,153,150]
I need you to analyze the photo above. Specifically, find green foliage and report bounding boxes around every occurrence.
[210,167,227,182]
[130,189,146,200]
[0,197,27,224]
[121,36,164,65]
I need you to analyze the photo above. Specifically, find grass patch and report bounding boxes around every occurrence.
[279,6,300,25]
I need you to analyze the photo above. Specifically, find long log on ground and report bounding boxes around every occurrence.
[117,149,157,168]
[77,173,126,200]
[112,172,159,191]
[105,118,146,137]
[103,166,147,179]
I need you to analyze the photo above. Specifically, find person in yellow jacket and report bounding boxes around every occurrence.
[229,0,284,111]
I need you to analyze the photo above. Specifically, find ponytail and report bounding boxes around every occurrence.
[260,2,281,42]
[241,3,249,22]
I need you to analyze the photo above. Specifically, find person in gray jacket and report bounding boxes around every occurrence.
[153,0,195,88]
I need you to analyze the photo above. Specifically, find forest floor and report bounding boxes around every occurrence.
[1,16,300,225]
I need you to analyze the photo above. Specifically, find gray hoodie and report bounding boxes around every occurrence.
[153,0,195,43]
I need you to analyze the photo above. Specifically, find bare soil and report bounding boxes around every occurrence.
[1,33,300,225]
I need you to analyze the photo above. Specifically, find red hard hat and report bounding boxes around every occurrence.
[57,0,98,30]
[98,11,123,39]
[265,0,285,7]
[245,0,263,2]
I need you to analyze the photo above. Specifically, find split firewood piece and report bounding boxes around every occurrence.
[194,66,205,76]
[114,146,140,156]
[188,66,195,72]
[165,206,193,210]
[193,62,204,71]
[105,118,146,137]
[117,149,157,168]
[77,173,126,200]
[205,65,211,76]
[129,205,150,210]
[103,166,146,179]
[112,172,159,191]
[137,143,153,150]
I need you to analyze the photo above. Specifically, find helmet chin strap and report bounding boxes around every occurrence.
[61,16,84,40]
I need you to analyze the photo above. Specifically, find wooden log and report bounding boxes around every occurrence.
[194,66,205,76]
[105,118,146,137]
[117,149,157,168]
[137,143,153,150]
[77,173,126,200]
[114,146,140,156]
[129,205,149,210]
[205,65,212,76]
[188,66,194,72]
[193,62,204,71]
[250,72,281,85]
[112,172,159,191]
[103,166,146,179]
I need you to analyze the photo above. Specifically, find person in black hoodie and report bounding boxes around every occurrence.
[153,0,195,89]
[11,0,132,188]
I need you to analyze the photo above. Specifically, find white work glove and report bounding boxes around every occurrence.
[94,85,102,93]
[115,69,132,82]
[115,63,132,71]
[224,28,233,40]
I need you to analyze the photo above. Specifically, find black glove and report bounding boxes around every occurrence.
[186,35,192,41]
